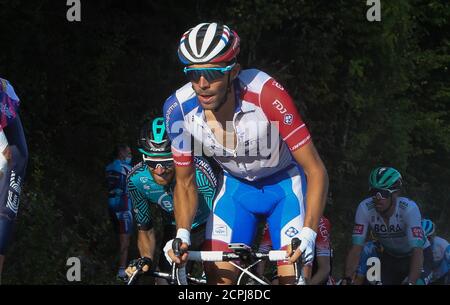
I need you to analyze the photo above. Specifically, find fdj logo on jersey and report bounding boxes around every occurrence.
[285,227,299,237]
[272,100,287,114]
[373,224,402,233]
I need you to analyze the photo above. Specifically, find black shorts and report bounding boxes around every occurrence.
[381,246,433,285]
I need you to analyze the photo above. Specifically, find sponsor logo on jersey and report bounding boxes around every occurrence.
[272,80,285,91]
[272,99,287,114]
[161,200,172,211]
[175,160,192,166]
[411,226,424,239]
[373,224,402,233]
[353,224,364,235]
[399,200,409,209]
[1,103,14,118]
[165,100,178,125]
[6,171,21,215]
[213,225,227,236]
[318,219,330,242]
[285,226,299,237]
[140,177,149,184]
[283,113,293,125]
[290,135,311,151]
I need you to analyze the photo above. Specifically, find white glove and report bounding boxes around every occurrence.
[298,227,317,264]
[163,229,191,265]
[163,239,175,265]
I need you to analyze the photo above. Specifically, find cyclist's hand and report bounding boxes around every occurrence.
[164,239,189,265]
[288,227,317,264]
[125,257,152,277]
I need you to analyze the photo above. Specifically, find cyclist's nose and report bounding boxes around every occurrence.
[198,75,210,89]
[153,166,165,175]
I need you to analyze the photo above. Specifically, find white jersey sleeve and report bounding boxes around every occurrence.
[352,199,371,246]
[404,201,427,249]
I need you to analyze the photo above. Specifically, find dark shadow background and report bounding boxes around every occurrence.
[0,0,448,284]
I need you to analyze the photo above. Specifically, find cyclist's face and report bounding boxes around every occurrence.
[149,165,175,185]
[373,193,396,214]
[374,197,390,213]
[189,63,238,110]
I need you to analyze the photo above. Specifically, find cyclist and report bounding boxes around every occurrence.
[125,117,218,282]
[257,216,334,285]
[0,78,28,284]
[422,219,450,284]
[105,144,133,281]
[343,167,433,285]
[163,22,329,284]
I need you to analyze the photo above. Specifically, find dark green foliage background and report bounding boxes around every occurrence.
[0,0,448,284]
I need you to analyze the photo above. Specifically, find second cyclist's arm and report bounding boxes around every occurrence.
[137,229,156,260]
[344,244,363,280]
[408,247,423,284]
[173,164,198,232]
[405,202,427,284]
[310,256,331,285]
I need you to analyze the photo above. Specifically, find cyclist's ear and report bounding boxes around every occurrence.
[231,63,241,80]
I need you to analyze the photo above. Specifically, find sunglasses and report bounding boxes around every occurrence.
[142,155,174,170]
[183,63,235,82]
[369,188,399,200]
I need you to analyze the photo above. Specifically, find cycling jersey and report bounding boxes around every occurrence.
[0,78,20,130]
[163,69,312,252]
[352,196,430,257]
[429,236,450,282]
[0,78,28,255]
[163,69,311,182]
[105,159,133,234]
[127,156,218,231]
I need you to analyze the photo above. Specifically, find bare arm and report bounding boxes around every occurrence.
[173,164,198,231]
[289,141,328,263]
[408,247,423,284]
[292,141,328,232]
[310,256,331,285]
[168,164,198,264]
[137,229,156,260]
[344,244,363,281]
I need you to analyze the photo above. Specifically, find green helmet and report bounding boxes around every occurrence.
[369,167,402,190]
[137,117,172,157]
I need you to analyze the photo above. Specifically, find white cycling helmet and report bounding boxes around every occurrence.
[178,22,240,65]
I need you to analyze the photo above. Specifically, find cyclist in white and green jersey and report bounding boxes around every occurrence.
[343,167,433,285]
[125,117,219,281]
